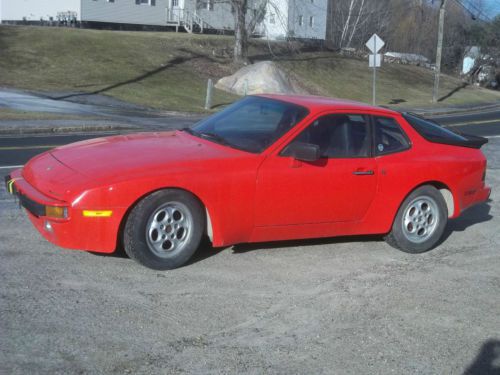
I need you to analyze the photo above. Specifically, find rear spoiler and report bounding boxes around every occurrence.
[402,112,488,149]
[452,132,488,149]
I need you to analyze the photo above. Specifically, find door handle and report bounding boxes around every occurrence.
[353,170,374,175]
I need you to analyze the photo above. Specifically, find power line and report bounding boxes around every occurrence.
[453,0,492,21]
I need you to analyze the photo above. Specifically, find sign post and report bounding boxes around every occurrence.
[365,34,385,106]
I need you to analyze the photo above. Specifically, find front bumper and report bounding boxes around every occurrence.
[5,170,123,253]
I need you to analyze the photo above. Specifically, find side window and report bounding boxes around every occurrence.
[285,114,370,158]
[374,117,410,155]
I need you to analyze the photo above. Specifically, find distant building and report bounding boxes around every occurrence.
[0,0,328,40]
[0,0,81,24]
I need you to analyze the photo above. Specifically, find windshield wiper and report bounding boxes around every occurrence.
[182,128,253,152]
[181,128,226,144]
[197,131,231,146]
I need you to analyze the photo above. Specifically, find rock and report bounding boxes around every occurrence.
[215,61,307,95]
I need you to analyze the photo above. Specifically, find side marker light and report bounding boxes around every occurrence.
[82,210,113,217]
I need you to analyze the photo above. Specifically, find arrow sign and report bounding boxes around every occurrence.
[365,33,385,53]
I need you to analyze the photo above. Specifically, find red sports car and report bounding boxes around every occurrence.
[6,95,491,269]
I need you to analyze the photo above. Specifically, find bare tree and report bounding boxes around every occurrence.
[231,0,249,63]
[327,0,391,49]
[226,0,268,64]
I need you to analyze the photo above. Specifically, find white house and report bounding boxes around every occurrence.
[0,0,166,26]
[81,0,168,27]
[0,0,328,40]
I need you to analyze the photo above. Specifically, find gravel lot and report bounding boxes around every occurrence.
[1,140,500,375]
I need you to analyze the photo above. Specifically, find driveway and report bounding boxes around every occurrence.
[0,88,203,132]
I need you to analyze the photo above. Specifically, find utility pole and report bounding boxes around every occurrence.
[432,0,448,103]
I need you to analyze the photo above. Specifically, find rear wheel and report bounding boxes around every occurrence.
[385,185,448,253]
[124,189,205,270]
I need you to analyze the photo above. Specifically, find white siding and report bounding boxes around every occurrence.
[262,0,289,40]
[288,0,327,40]
[0,0,81,22]
[184,1,234,30]
[81,0,168,26]
[183,0,263,32]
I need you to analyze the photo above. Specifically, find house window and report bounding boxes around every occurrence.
[136,0,156,5]
[172,0,178,5]
[298,15,303,26]
[269,13,275,24]
[309,16,314,27]
[207,0,214,11]
[107,0,114,2]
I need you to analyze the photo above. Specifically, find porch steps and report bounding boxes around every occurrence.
[166,10,211,34]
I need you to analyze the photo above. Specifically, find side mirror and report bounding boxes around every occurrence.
[282,142,321,162]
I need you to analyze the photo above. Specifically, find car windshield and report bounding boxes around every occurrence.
[187,96,309,153]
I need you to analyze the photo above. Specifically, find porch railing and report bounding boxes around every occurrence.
[166,9,206,33]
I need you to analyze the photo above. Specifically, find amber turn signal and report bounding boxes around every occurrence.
[82,210,113,217]
[45,205,68,219]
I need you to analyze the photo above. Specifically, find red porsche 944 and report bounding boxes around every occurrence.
[6,95,491,269]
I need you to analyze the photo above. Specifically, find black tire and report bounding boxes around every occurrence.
[385,185,448,254]
[123,189,205,270]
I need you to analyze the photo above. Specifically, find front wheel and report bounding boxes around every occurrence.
[123,189,205,270]
[385,185,448,254]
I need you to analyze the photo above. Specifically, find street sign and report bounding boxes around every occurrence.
[369,54,381,68]
[365,34,385,106]
[365,33,385,53]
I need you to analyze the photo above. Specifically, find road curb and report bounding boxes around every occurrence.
[403,103,500,117]
[0,124,138,135]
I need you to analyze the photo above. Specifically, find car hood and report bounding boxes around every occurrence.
[22,151,87,201]
[23,131,249,200]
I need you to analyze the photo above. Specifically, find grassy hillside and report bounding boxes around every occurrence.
[0,26,239,112]
[279,53,500,107]
[0,26,498,113]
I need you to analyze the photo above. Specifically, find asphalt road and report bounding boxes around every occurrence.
[429,106,500,137]
[0,88,203,133]
[0,108,499,170]
[0,131,127,168]
[1,133,500,374]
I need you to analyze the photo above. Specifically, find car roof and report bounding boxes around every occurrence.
[257,94,400,116]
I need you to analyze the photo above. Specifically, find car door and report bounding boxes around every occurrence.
[255,112,378,226]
